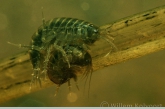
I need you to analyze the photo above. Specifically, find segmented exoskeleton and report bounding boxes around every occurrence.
[8,10,117,95]
[29,17,99,88]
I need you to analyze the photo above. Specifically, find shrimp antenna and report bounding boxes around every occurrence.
[7,41,31,49]
[99,35,118,57]
[101,36,118,51]
[41,7,46,27]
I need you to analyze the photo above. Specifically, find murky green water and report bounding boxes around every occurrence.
[0,0,165,107]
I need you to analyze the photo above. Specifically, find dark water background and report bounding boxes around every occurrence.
[0,0,165,107]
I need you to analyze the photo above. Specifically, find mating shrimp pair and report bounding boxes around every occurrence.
[8,10,117,96]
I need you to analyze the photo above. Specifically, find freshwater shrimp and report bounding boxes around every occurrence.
[8,9,117,95]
